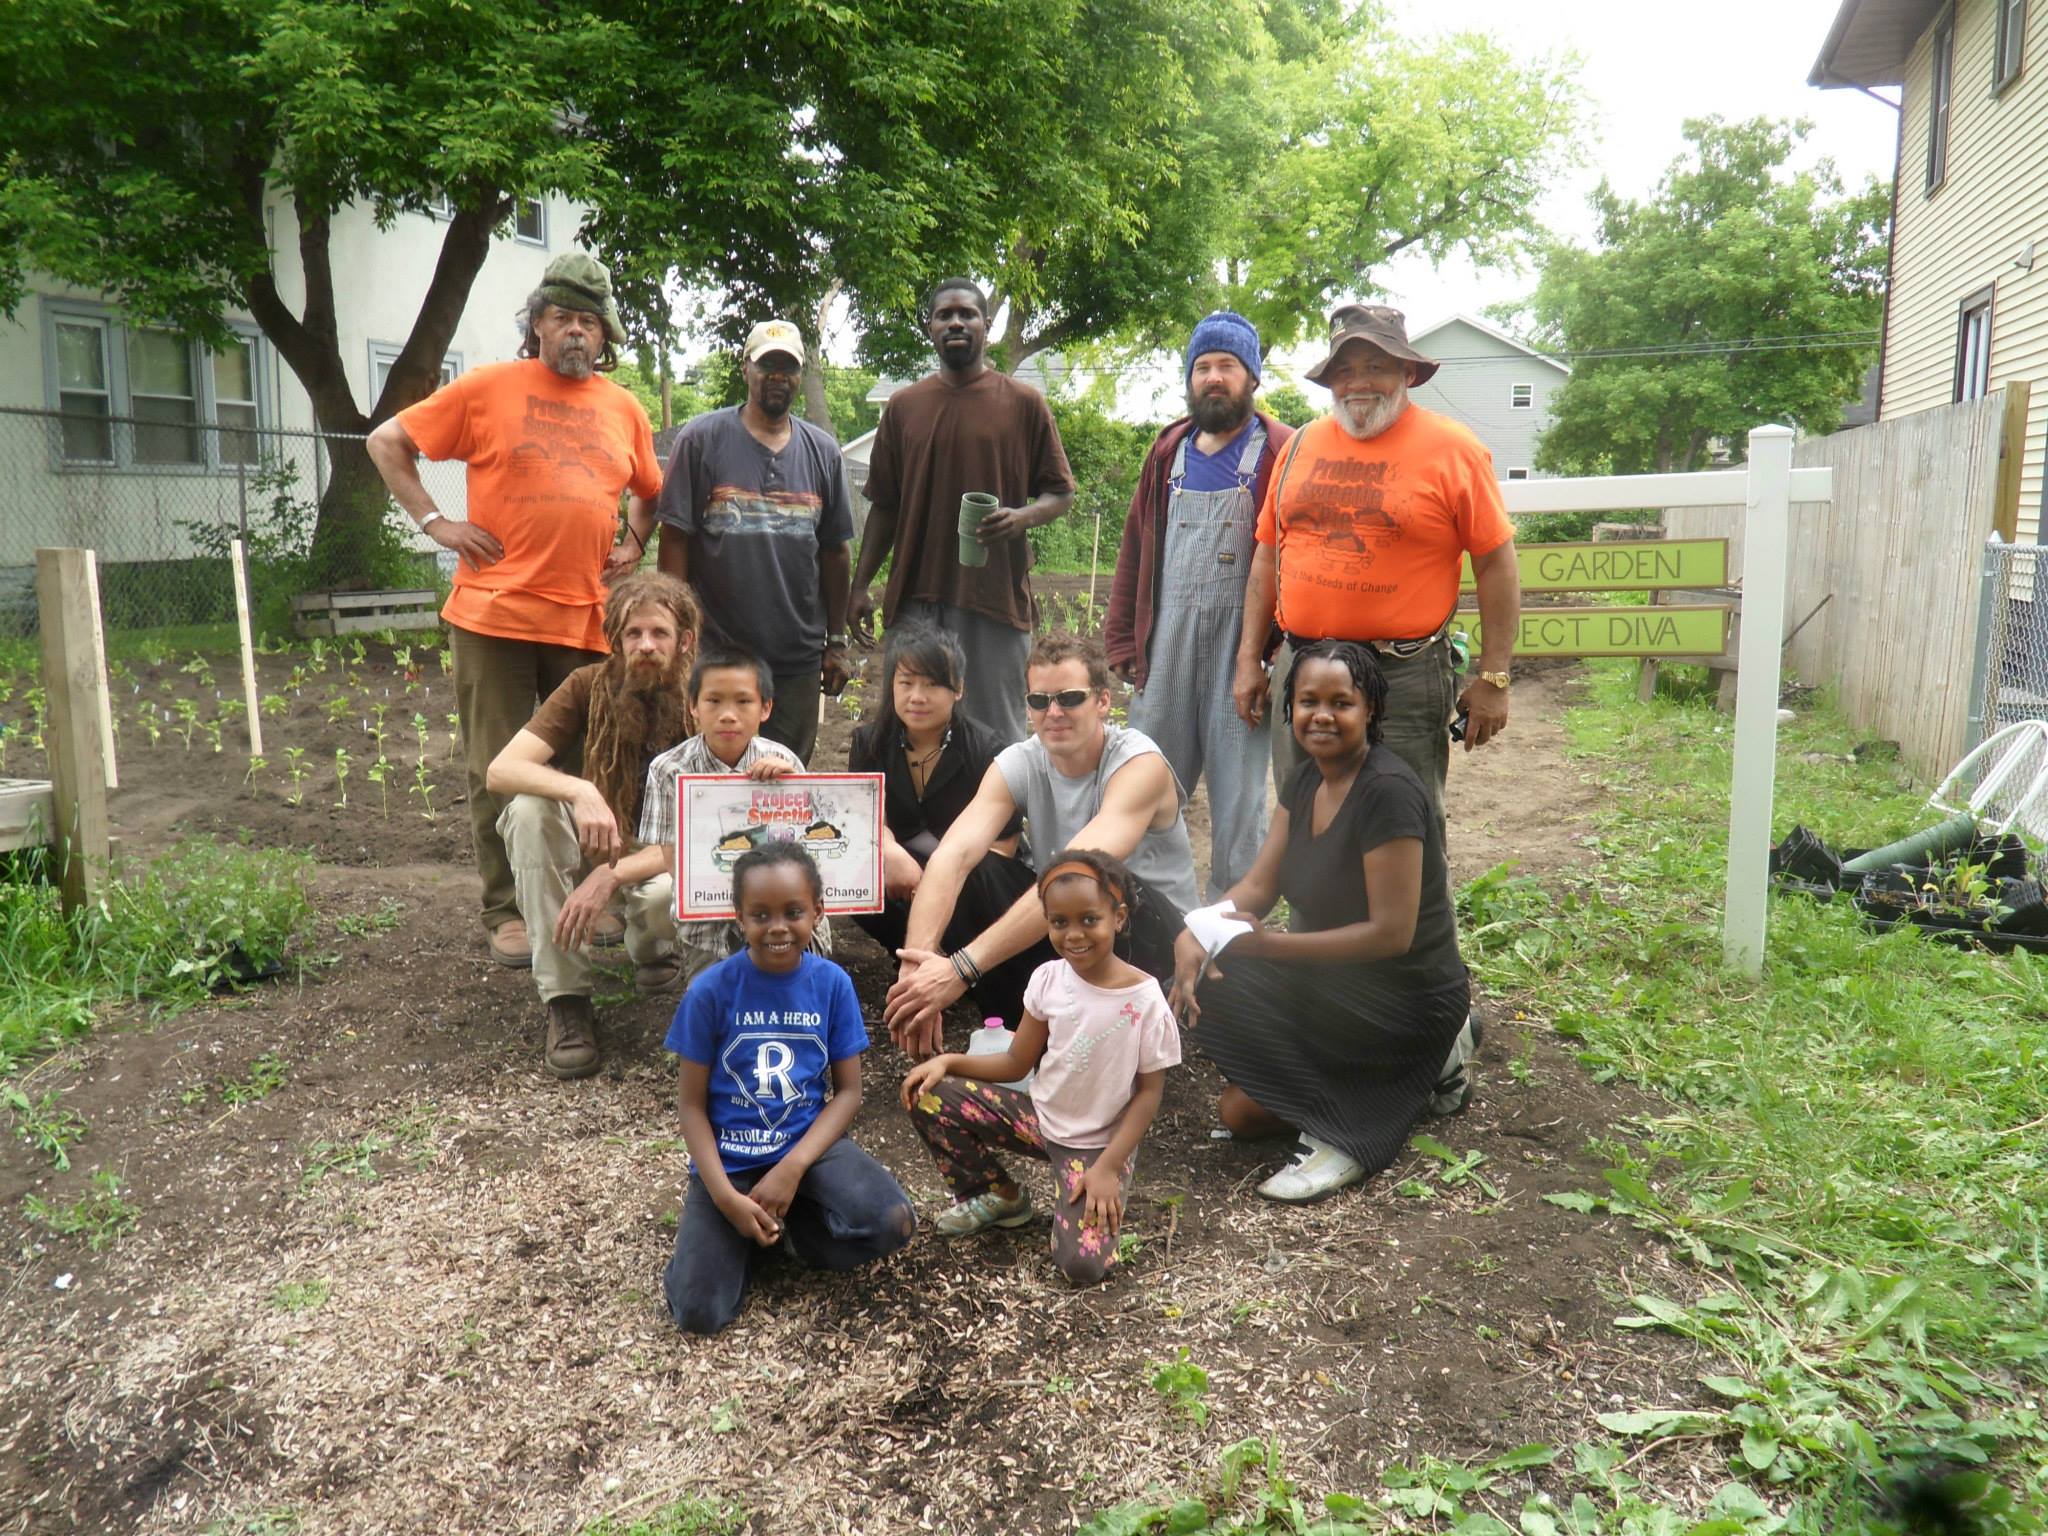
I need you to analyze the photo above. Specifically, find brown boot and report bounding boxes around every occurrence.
[544,996,602,1080]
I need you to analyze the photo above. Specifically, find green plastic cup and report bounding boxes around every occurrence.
[958,492,998,568]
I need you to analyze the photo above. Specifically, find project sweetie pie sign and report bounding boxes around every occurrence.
[674,773,886,920]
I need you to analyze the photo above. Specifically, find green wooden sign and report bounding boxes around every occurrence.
[1459,538,1728,593]
[1450,605,1730,658]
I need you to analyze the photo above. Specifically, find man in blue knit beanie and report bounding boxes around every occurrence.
[1105,311,1293,898]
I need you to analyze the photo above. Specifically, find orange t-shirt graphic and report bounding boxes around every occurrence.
[1254,407,1514,641]
[399,360,662,652]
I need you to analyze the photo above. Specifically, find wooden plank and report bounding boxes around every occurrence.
[291,588,438,614]
[1994,379,2032,543]
[1503,465,1831,515]
[35,548,110,912]
[1458,538,1728,593]
[231,538,264,757]
[0,778,55,853]
[1450,604,1729,658]
[81,549,117,790]
[298,608,444,638]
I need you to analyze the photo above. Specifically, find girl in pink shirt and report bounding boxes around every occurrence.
[900,849,1180,1284]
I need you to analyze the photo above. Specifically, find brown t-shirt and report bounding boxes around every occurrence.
[863,369,1074,631]
[524,663,689,827]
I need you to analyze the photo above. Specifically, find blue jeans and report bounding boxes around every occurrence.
[664,1138,916,1335]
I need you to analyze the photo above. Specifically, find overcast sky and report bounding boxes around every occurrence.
[1374,0,1900,332]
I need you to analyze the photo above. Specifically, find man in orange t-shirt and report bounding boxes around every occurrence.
[368,253,663,965]
[1233,304,1521,826]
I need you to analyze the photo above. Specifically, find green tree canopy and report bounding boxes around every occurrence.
[1516,116,1890,476]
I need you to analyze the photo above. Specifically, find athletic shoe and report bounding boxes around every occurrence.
[933,1188,1033,1236]
[1256,1136,1365,1203]
[544,996,602,1080]
[489,919,532,969]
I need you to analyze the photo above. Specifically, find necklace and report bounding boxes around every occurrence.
[905,739,943,795]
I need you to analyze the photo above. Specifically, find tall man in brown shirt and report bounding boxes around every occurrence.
[852,278,1075,743]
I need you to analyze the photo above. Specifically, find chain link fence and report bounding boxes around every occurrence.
[0,405,465,644]
[1971,538,2048,744]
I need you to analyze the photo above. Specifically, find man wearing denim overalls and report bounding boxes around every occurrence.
[1106,312,1293,900]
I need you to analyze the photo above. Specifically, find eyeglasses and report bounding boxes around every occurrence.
[1025,688,1093,712]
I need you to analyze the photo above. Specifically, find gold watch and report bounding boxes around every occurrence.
[1478,670,1511,690]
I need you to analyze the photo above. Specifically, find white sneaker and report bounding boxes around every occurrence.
[1256,1136,1365,1203]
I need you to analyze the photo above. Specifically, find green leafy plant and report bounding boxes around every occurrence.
[25,1169,137,1251]
[1148,1346,1210,1427]
[4,1085,88,1170]
[573,1496,747,1536]
[219,1051,288,1107]
[301,1136,384,1187]
[335,899,406,938]
[272,1278,331,1314]
[333,745,351,808]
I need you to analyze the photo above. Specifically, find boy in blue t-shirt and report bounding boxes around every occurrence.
[663,842,915,1334]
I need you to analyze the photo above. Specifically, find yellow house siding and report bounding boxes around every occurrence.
[1886,0,2048,539]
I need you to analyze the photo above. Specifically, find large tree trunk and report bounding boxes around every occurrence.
[799,279,843,436]
[239,185,505,588]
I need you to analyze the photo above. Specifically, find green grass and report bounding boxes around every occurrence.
[573,1496,747,1536]
[0,838,316,1075]
[272,1279,331,1314]
[1463,663,2048,1529]
[24,1169,137,1251]
[1079,664,2048,1534]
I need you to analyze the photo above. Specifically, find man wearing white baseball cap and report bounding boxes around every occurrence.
[656,318,855,764]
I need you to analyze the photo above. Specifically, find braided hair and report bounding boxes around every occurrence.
[1281,640,1387,744]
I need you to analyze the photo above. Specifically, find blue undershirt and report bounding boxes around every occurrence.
[1179,418,1256,494]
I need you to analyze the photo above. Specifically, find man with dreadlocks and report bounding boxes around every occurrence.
[486,572,700,1079]
[369,251,664,969]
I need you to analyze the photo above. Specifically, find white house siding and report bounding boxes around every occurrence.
[1405,317,1567,480]
[1,192,587,567]
[1887,0,2048,541]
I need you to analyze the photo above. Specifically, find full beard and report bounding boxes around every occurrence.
[588,652,693,828]
[1188,384,1253,435]
[548,343,595,381]
[1334,383,1407,441]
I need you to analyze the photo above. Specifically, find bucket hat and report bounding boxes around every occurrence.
[538,252,626,345]
[1303,304,1439,387]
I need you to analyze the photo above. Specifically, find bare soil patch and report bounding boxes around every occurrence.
[2,645,1703,1536]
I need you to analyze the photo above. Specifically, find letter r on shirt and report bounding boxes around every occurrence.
[752,1040,798,1103]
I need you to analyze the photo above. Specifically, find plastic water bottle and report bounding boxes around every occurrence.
[965,1017,1034,1091]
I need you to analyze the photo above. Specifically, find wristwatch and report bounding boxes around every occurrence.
[1478,670,1511,690]
[825,633,849,649]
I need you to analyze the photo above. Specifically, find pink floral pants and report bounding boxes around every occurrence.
[907,1075,1136,1286]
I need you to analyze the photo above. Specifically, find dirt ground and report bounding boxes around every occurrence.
[0,640,1708,1536]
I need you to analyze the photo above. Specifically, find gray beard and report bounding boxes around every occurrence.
[549,348,595,381]
[1334,385,1407,441]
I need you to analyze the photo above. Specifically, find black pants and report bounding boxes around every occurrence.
[854,849,1048,1024]
[665,1138,914,1336]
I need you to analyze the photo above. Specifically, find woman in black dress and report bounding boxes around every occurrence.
[847,623,1047,1022]
[1170,640,1470,1203]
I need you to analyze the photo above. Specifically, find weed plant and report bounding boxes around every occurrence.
[0,839,314,1074]
[1458,664,2048,1529]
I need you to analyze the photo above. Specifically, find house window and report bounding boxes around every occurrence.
[513,197,546,245]
[1955,286,1994,401]
[128,328,201,465]
[42,305,265,471]
[53,318,114,462]
[1995,0,2028,90]
[427,194,455,220]
[1506,467,1531,481]
[1510,383,1534,410]
[1928,8,1955,191]
[370,342,461,409]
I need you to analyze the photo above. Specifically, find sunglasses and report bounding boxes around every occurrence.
[1025,688,1093,712]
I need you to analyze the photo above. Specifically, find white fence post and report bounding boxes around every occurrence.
[1722,424,1795,975]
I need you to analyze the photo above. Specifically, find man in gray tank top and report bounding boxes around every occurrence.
[883,632,1201,1057]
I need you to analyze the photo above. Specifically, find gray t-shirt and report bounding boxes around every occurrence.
[994,725,1202,919]
[655,407,854,672]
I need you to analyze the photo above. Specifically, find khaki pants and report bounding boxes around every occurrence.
[498,795,682,1002]
[451,624,604,931]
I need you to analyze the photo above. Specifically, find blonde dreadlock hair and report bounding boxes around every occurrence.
[585,571,699,833]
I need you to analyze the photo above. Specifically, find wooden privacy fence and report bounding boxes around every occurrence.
[1663,387,2028,785]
